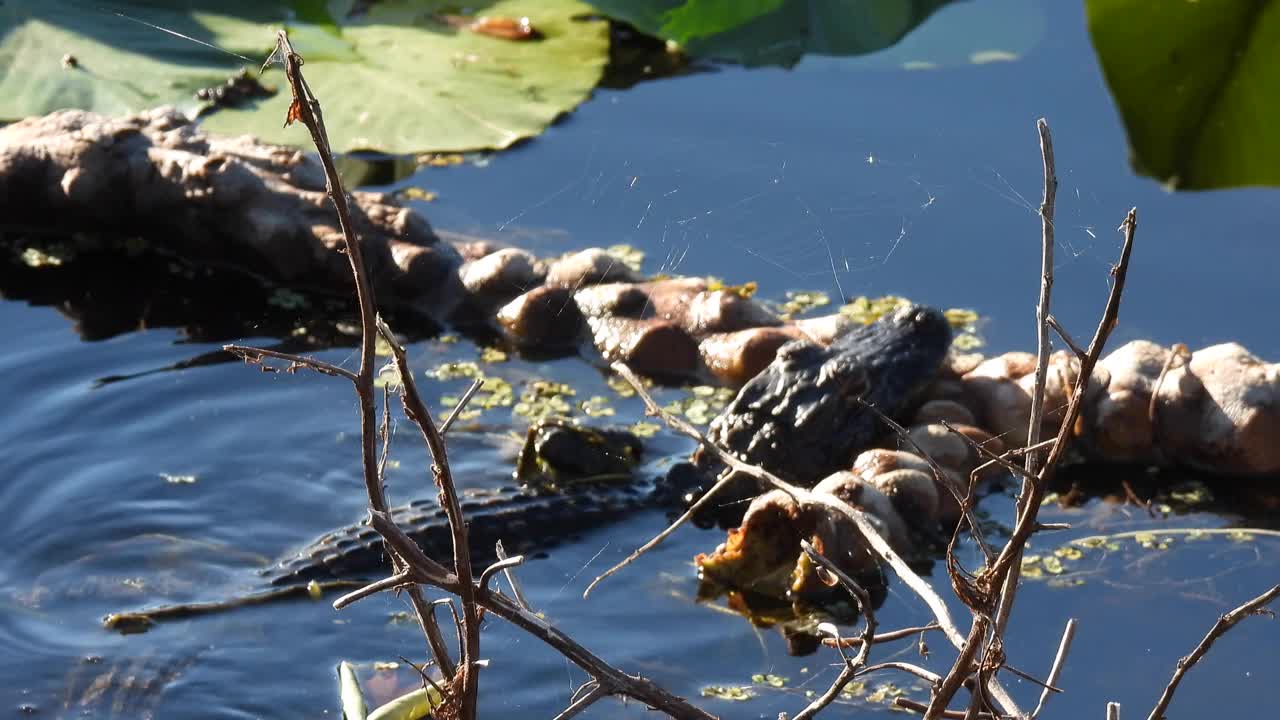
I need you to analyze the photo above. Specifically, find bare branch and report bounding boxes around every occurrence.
[856,661,943,686]
[607,362,1022,718]
[821,623,941,649]
[894,698,995,719]
[333,571,413,610]
[1147,584,1280,720]
[478,556,525,595]
[552,684,608,720]
[374,315,483,711]
[223,344,357,382]
[1047,315,1086,359]
[441,377,485,436]
[858,400,993,561]
[1032,618,1077,719]
[495,540,532,611]
[791,541,878,720]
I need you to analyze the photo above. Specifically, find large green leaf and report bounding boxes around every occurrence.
[206,0,609,152]
[585,0,955,67]
[0,0,610,153]
[0,1,277,119]
[1086,0,1280,190]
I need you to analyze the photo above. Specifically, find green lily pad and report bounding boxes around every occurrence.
[0,0,276,120]
[586,0,1043,69]
[1086,0,1280,189]
[0,0,609,154]
[205,0,609,152]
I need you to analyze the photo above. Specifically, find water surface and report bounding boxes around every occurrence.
[3,1,1279,717]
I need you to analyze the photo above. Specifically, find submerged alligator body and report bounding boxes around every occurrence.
[267,482,660,585]
[267,307,951,584]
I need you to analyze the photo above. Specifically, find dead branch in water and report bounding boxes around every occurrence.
[1144,584,1280,720]
[227,30,712,720]
[602,119,1147,720]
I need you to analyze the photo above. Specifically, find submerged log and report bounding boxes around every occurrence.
[0,108,465,323]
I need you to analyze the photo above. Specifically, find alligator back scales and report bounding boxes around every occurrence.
[265,482,655,586]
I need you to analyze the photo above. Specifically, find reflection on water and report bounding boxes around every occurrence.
[3,0,1280,717]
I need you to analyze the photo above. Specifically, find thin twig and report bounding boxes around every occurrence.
[441,377,484,435]
[1146,584,1280,720]
[821,623,941,649]
[791,541,878,720]
[478,556,525,595]
[495,540,532,611]
[1025,116,1057,477]
[223,345,357,382]
[923,616,989,720]
[1031,618,1077,718]
[893,698,995,719]
[856,661,943,686]
[552,685,609,720]
[1047,315,1086,359]
[986,208,1137,589]
[858,400,992,561]
[248,31,710,720]
[992,117,1058,656]
[333,571,412,610]
[369,509,715,718]
[608,362,1023,718]
[409,591,458,681]
[375,316,482,714]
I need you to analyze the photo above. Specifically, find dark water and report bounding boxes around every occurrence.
[3,1,1279,717]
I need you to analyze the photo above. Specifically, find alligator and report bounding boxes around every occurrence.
[703,304,952,484]
[263,306,952,585]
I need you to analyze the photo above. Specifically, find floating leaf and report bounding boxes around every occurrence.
[587,0,949,67]
[0,1,610,154]
[1054,545,1084,561]
[630,421,661,437]
[580,395,614,417]
[700,685,755,701]
[337,661,367,720]
[430,361,482,380]
[607,374,638,398]
[779,289,830,318]
[268,288,308,310]
[397,187,438,202]
[366,686,444,720]
[606,244,646,272]
[751,673,788,688]
[205,0,610,153]
[840,680,866,697]
[1086,0,1280,189]
[839,295,911,324]
[0,1,275,121]
[705,277,758,298]
[514,380,575,421]
[1134,532,1173,551]
[866,682,905,703]
[944,308,979,327]
[20,247,67,267]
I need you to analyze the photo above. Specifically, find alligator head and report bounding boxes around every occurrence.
[701,305,952,486]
